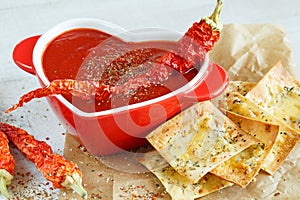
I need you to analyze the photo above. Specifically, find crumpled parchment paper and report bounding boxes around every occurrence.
[210,23,296,82]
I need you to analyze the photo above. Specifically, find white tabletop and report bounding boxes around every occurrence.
[0,0,299,199]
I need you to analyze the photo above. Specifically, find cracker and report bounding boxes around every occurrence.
[146,101,257,183]
[225,111,279,155]
[246,61,300,132]
[138,151,233,200]
[210,111,279,187]
[224,92,300,175]
[212,81,256,108]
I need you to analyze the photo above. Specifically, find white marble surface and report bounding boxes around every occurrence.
[0,0,300,199]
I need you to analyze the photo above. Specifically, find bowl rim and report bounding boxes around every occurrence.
[32,18,210,117]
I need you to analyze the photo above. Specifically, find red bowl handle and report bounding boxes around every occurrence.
[12,35,41,75]
[183,62,229,102]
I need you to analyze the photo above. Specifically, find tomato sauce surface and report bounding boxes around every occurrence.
[42,28,198,112]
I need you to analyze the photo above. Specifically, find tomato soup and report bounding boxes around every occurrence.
[42,28,199,112]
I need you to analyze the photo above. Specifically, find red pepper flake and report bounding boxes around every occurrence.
[118,183,166,199]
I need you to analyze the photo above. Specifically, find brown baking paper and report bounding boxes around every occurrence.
[59,24,300,200]
[210,23,296,82]
[58,134,171,199]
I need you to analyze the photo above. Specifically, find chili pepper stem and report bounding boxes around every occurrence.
[0,169,13,199]
[203,0,223,30]
[0,177,9,199]
[61,172,88,199]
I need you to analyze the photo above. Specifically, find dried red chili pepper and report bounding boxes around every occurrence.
[6,0,223,113]
[5,80,115,113]
[0,130,14,199]
[5,61,170,113]
[160,0,223,73]
[0,123,88,198]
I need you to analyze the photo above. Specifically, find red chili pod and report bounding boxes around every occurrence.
[0,130,14,199]
[0,123,87,199]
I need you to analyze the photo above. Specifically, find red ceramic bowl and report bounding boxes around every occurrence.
[13,18,229,156]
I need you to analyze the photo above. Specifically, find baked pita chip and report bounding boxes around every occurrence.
[225,111,279,157]
[138,151,233,200]
[146,101,257,183]
[224,92,300,175]
[246,62,300,132]
[210,111,279,187]
[212,81,256,108]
